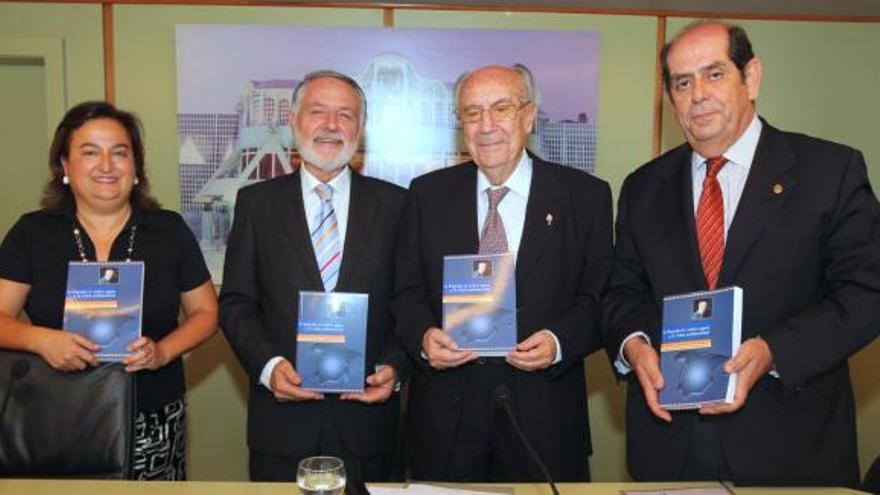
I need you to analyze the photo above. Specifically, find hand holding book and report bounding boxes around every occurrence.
[421,327,477,370]
[340,365,397,404]
[698,337,773,415]
[506,329,557,372]
[32,327,100,371]
[624,337,671,423]
[122,336,169,372]
[269,358,325,402]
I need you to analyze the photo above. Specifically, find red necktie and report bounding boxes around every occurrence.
[696,157,727,289]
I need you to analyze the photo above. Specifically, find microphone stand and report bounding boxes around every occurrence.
[494,385,559,495]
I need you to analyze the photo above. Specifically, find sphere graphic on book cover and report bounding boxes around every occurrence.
[88,319,118,345]
[461,308,512,344]
[674,351,728,396]
[309,346,361,386]
[78,310,136,345]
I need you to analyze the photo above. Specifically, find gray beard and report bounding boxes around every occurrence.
[295,129,357,174]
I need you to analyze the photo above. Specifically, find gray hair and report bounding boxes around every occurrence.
[291,70,367,125]
[453,63,542,108]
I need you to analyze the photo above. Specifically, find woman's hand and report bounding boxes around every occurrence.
[123,336,169,372]
[35,329,100,371]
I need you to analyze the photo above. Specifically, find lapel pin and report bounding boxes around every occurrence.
[546,213,554,226]
[772,183,784,195]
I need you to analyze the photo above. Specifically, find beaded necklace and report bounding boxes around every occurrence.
[71,221,137,262]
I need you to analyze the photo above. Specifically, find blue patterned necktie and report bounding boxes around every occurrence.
[311,183,341,292]
[479,186,510,254]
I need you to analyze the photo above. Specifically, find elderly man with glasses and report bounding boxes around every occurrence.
[392,64,612,482]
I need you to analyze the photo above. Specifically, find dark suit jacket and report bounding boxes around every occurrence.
[219,169,409,459]
[393,153,613,480]
[604,121,880,486]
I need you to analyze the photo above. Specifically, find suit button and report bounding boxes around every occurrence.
[452,396,461,404]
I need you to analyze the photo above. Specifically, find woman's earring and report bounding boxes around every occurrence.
[134,176,140,186]
[62,175,69,185]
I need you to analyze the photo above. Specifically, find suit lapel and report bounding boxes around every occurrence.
[719,123,797,284]
[275,170,323,289]
[336,172,376,290]
[659,147,708,290]
[451,163,480,255]
[516,157,563,280]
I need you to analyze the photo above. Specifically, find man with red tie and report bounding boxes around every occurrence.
[604,21,880,486]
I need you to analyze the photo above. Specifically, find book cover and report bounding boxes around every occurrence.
[63,262,144,362]
[659,286,743,410]
[296,291,367,393]
[442,253,517,357]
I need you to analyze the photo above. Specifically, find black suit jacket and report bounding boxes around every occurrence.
[604,121,880,486]
[393,153,613,480]
[220,170,409,458]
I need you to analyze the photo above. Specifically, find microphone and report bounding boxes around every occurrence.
[0,359,31,421]
[493,384,559,495]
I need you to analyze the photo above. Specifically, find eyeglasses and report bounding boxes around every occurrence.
[456,100,532,124]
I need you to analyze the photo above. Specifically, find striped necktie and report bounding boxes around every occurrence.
[479,186,510,254]
[311,183,341,292]
[696,156,727,289]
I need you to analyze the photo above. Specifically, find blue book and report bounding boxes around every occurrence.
[659,286,742,410]
[442,253,517,357]
[296,291,367,393]
[63,262,144,362]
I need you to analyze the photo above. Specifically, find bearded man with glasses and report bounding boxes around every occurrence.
[393,64,612,482]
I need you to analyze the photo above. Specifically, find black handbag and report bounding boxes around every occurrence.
[0,350,134,478]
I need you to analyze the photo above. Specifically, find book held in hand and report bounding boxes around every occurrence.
[442,253,517,357]
[296,291,367,393]
[659,286,742,409]
[63,261,144,362]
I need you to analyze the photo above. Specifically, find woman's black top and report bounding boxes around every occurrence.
[0,205,211,412]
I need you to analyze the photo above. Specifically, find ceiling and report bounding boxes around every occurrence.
[278,0,880,19]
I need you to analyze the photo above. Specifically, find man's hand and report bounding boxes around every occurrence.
[624,336,671,422]
[123,336,169,372]
[422,327,477,369]
[341,365,397,404]
[700,336,773,415]
[36,329,99,371]
[506,329,557,371]
[269,359,324,402]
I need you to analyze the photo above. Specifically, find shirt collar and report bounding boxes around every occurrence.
[301,164,351,197]
[476,150,533,199]
[692,114,762,172]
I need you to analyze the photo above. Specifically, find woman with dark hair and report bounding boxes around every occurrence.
[0,101,218,479]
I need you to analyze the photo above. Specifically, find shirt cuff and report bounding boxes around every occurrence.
[614,331,652,375]
[542,330,563,364]
[376,364,402,393]
[755,336,780,378]
[260,356,284,390]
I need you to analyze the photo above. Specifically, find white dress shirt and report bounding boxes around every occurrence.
[615,115,762,374]
[475,151,561,363]
[476,151,532,255]
[690,116,761,238]
[260,165,353,390]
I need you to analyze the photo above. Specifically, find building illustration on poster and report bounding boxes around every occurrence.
[176,26,599,280]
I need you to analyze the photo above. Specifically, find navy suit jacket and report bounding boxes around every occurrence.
[604,121,880,486]
[393,153,612,480]
[220,170,409,458]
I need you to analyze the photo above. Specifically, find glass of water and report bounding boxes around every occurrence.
[297,456,346,495]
